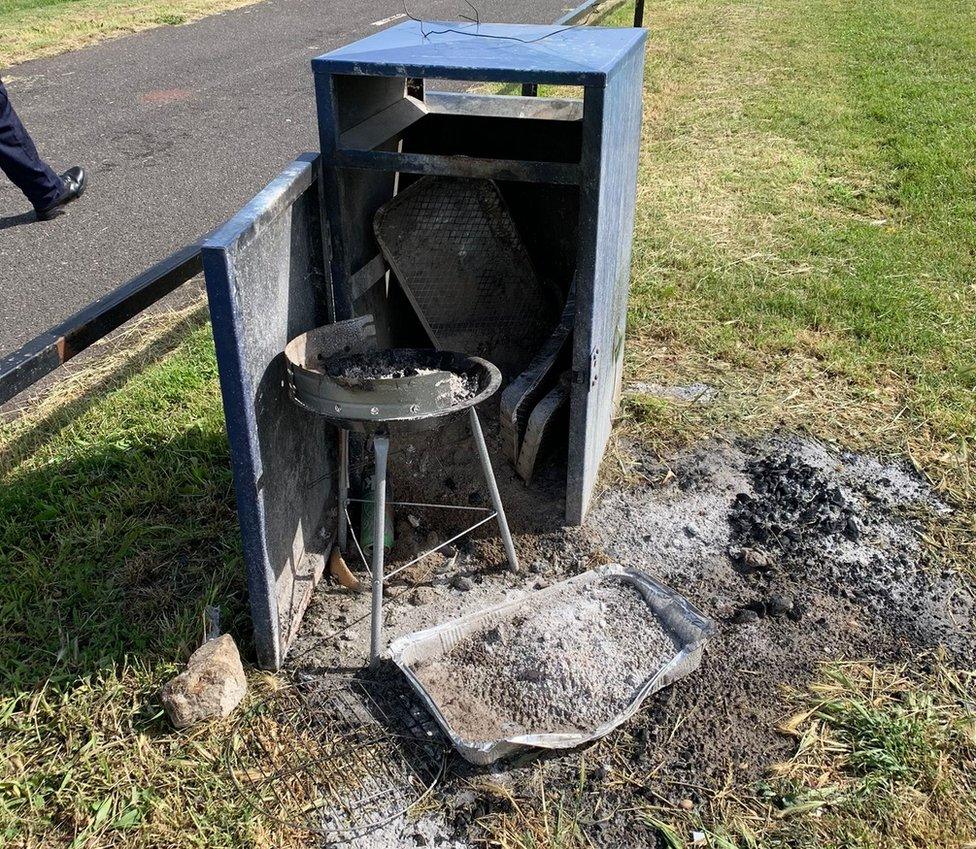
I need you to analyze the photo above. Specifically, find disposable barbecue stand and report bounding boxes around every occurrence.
[285,317,518,667]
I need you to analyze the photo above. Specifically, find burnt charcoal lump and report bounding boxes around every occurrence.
[729,454,860,558]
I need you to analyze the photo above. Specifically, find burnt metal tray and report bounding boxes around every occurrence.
[373,176,561,378]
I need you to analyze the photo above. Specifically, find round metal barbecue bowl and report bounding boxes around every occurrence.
[285,339,501,434]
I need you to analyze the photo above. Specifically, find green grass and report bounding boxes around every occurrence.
[0,308,273,847]
[766,660,976,847]
[0,0,257,67]
[611,0,975,503]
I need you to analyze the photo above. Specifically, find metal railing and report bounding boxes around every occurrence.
[0,0,642,408]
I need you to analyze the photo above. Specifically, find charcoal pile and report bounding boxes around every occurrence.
[727,453,861,572]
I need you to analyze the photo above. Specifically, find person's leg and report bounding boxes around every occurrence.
[0,77,64,211]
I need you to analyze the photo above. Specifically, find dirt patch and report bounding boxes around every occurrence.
[410,577,677,741]
[587,433,971,796]
[289,429,974,848]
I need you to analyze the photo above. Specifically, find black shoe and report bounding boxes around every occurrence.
[36,166,86,221]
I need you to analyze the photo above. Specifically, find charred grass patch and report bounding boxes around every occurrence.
[475,657,976,849]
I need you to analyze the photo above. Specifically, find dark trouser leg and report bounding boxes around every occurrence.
[0,77,62,211]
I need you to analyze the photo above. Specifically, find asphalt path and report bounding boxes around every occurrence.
[0,0,568,354]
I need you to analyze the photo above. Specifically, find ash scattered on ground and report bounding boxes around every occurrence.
[410,578,677,741]
[288,429,973,848]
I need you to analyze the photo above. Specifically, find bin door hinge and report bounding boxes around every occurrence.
[572,347,599,388]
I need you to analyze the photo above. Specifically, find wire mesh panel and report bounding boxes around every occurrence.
[374,176,561,378]
[226,674,445,843]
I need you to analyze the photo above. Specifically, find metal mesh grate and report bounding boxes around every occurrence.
[374,177,560,378]
[225,674,445,843]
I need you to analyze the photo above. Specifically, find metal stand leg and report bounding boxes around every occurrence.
[337,428,349,550]
[469,408,518,572]
[369,433,390,667]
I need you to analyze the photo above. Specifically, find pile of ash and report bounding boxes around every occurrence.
[409,578,677,741]
[579,433,972,817]
[329,349,479,405]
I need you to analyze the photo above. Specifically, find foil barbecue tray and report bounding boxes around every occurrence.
[389,565,714,765]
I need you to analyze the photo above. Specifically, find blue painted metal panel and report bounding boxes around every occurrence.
[202,153,335,669]
[566,37,647,523]
[312,20,645,86]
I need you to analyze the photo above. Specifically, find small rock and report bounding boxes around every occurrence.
[530,560,546,574]
[442,544,458,559]
[845,516,863,542]
[451,575,475,591]
[407,514,421,529]
[409,586,440,606]
[767,593,794,616]
[160,634,247,729]
[742,547,773,570]
[732,608,760,625]
[678,798,694,811]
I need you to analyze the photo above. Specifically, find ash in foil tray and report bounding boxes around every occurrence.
[389,565,714,764]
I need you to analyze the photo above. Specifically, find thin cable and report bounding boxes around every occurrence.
[401,0,581,44]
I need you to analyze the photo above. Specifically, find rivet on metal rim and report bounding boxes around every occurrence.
[334,404,342,413]
[371,407,379,415]
[410,404,420,414]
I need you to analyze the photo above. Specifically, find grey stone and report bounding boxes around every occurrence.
[452,575,475,591]
[732,608,760,625]
[160,634,247,728]
[410,586,441,606]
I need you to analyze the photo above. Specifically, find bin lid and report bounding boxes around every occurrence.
[312,20,646,87]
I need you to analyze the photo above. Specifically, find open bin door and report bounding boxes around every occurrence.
[202,153,334,670]
[565,45,646,524]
